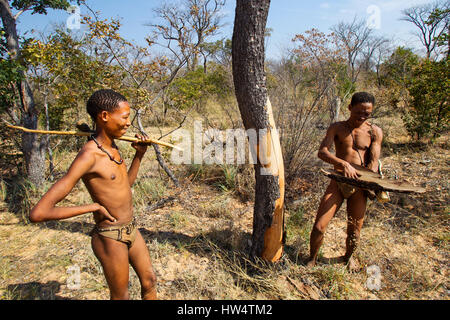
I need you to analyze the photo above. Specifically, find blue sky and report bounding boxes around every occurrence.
[14,0,432,60]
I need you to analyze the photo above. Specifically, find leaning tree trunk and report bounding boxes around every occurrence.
[232,0,285,262]
[0,0,46,186]
[332,96,341,123]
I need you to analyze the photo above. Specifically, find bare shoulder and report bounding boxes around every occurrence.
[69,141,97,172]
[327,121,348,137]
[320,122,345,148]
[328,121,346,132]
[78,141,97,158]
[370,123,383,139]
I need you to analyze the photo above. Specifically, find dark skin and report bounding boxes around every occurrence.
[306,102,383,271]
[30,101,157,300]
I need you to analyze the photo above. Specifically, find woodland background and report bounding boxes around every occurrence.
[0,0,448,299]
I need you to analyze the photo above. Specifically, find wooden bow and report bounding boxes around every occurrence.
[5,123,182,151]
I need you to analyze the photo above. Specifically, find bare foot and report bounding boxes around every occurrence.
[306,258,316,268]
[346,256,361,273]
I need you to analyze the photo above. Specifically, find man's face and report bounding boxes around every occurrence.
[349,102,373,125]
[103,101,131,138]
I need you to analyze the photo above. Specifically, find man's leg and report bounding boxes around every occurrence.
[344,189,367,271]
[307,180,344,267]
[129,230,158,300]
[91,233,130,300]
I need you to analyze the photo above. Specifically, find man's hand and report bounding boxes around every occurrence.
[342,161,360,179]
[94,204,117,223]
[131,133,150,155]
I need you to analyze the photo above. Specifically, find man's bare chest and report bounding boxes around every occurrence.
[336,126,372,151]
[92,156,128,183]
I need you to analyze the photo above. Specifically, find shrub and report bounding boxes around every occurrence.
[403,58,449,141]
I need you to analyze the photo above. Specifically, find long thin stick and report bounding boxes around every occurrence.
[5,123,182,151]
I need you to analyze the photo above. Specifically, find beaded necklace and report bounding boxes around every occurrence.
[90,135,123,165]
[344,120,374,167]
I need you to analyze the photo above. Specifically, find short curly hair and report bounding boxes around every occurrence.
[86,89,127,121]
[350,92,375,107]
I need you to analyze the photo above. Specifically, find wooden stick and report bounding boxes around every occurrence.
[5,123,183,151]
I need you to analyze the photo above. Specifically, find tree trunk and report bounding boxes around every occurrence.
[0,0,46,186]
[232,0,285,262]
[332,96,341,123]
[22,104,46,186]
[44,93,55,179]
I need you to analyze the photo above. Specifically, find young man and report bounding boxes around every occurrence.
[306,92,383,271]
[30,89,157,299]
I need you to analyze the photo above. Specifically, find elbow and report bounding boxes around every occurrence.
[29,208,44,223]
[317,150,326,161]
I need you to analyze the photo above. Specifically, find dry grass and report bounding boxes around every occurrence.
[0,114,448,300]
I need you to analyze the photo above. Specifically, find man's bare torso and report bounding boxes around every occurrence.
[80,140,133,227]
[333,121,374,168]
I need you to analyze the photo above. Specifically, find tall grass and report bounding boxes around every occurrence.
[5,176,44,223]
[215,164,237,192]
[133,177,167,208]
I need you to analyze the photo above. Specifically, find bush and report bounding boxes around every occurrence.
[403,58,449,141]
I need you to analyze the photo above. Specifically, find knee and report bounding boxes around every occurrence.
[141,269,157,292]
[312,223,327,236]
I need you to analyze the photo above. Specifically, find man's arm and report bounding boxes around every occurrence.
[128,134,150,186]
[318,123,359,179]
[128,151,145,186]
[367,125,383,172]
[30,150,115,223]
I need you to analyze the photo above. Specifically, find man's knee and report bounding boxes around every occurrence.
[312,223,327,236]
[141,269,157,292]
